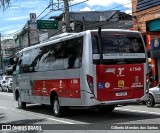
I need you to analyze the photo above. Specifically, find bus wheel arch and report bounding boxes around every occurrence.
[50,91,58,105]
[50,91,64,117]
[15,89,26,109]
[17,97,26,109]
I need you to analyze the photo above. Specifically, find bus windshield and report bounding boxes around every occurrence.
[91,31,146,65]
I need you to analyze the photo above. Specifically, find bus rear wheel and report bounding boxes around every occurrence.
[18,97,26,109]
[52,96,64,117]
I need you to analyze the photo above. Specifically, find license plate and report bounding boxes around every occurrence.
[116,92,127,96]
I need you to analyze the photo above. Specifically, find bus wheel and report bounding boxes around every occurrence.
[52,96,63,117]
[98,105,115,113]
[18,97,26,109]
[146,94,155,107]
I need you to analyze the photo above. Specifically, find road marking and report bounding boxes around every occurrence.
[11,109,75,124]
[0,106,8,109]
[0,92,13,97]
[0,105,75,124]
[116,108,160,115]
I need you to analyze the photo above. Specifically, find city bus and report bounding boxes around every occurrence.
[11,29,149,117]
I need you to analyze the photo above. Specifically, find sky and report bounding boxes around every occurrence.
[0,0,132,39]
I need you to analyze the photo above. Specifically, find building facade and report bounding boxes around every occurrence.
[132,0,160,86]
[1,39,15,73]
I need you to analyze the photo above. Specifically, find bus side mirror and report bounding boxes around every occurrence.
[9,58,15,65]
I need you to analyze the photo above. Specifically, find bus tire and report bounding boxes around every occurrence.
[98,105,115,113]
[18,97,26,109]
[52,96,64,117]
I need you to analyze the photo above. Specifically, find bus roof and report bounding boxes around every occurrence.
[19,29,140,53]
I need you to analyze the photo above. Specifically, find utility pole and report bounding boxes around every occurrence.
[64,0,71,32]
[0,33,2,69]
[50,0,54,10]
[82,17,86,31]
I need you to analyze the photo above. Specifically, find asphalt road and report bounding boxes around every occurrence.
[0,92,160,133]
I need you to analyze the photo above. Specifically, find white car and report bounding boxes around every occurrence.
[146,83,160,107]
[0,75,12,92]
[2,78,13,92]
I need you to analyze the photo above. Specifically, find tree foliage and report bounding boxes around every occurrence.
[0,0,10,10]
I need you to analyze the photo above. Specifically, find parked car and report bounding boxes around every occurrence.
[2,78,13,92]
[146,83,160,107]
[0,75,12,92]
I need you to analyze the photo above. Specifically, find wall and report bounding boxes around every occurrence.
[132,0,160,33]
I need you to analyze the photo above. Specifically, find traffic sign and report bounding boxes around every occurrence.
[37,20,58,29]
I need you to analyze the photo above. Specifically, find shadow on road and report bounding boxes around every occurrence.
[22,104,160,124]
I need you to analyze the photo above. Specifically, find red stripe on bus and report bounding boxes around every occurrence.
[32,78,81,98]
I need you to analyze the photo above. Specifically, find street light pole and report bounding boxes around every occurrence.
[0,33,2,69]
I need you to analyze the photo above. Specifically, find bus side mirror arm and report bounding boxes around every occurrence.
[12,65,16,72]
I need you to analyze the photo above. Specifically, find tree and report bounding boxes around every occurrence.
[0,0,10,10]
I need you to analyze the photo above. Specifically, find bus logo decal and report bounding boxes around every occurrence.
[105,82,110,88]
[105,68,115,74]
[117,68,124,77]
[135,76,139,83]
[98,82,105,89]
[118,80,124,88]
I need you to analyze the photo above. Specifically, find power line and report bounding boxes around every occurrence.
[2,0,130,36]
[2,0,154,37]
[70,0,89,7]
[36,4,51,19]
[40,10,53,20]
[51,3,160,36]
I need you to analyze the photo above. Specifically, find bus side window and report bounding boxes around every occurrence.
[17,59,22,74]
[20,50,30,73]
[64,37,83,69]
[92,35,99,54]
[132,39,140,52]
[30,48,41,71]
[48,43,65,71]
[68,52,77,69]
[12,58,21,75]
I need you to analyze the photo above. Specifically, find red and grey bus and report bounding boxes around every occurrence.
[11,29,149,117]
